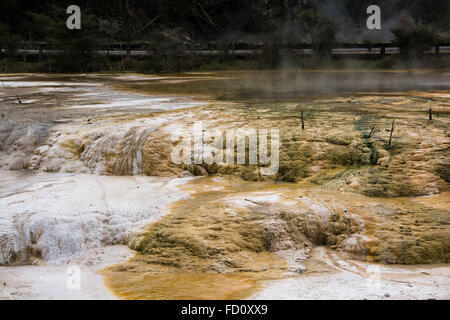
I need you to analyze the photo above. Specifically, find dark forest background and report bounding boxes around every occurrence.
[0,0,449,72]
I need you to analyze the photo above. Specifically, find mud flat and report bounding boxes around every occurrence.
[0,170,190,299]
[250,247,450,300]
[103,178,450,300]
[0,246,131,300]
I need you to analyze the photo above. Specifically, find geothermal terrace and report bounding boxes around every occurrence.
[0,71,449,299]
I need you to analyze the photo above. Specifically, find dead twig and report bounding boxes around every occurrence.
[365,124,379,138]
[244,198,263,205]
[142,16,160,31]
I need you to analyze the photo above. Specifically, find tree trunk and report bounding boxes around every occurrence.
[284,0,292,24]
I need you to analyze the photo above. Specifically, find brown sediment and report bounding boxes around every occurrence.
[101,178,291,300]
[103,272,263,300]
[102,175,449,300]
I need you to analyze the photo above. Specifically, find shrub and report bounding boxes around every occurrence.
[298,10,338,58]
[0,23,22,57]
[391,27,436,60]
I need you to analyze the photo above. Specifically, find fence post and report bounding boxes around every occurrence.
[435,45,440,57]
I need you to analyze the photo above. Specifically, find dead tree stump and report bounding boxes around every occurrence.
[388,119,396,147]
[301,110,305,130]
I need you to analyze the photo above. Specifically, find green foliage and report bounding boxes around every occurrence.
[298,10,338,57]
[0,23,21,56]
[0,0,448,72]
[391,27,436,60]
[32,8,102,72]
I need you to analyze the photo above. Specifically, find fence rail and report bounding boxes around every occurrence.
[2,43,450,58]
